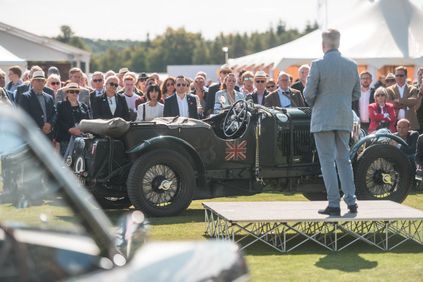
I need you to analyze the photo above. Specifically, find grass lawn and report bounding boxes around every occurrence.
[140,192,423,282]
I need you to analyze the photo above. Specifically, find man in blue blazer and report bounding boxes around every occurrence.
[304,29,361,216]
[164,75,198,119]
[18,70,56,140]
[15,66,54,104]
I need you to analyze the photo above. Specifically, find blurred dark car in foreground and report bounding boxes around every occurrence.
[0,105,248,282]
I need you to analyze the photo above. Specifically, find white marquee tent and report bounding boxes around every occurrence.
[0,21,90,73]
[228,0,423,78]
[0,44,26,72]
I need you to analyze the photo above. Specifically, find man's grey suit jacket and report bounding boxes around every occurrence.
[304,49,361,133]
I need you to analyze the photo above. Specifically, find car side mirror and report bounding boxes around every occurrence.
[115,210,147,259]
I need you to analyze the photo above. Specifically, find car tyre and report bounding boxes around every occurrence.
[355,144,411,203]
[127,149,194,217]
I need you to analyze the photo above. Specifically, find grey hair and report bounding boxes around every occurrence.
[322,29,340,49]
[373,86,388,99]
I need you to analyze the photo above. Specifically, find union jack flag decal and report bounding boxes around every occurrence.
[225,140,247,161]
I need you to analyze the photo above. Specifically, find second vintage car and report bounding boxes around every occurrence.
[69,100,413,216]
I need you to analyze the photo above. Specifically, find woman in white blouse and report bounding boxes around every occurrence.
[136,83,164,121]
[214,73,245,114]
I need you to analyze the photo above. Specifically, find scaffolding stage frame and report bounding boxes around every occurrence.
[203,201,423,252]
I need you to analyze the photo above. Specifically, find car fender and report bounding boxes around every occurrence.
[127,135,205,180]
[350,132,409,161]
[76,241,249,282]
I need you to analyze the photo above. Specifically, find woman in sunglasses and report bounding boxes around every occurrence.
[265,79,277,93]
[55,82,90,156]
[92,75,130,121]
[47,74,62,99]
[214,73,245,114]
[161,76,176,101]
[368,87,396,133]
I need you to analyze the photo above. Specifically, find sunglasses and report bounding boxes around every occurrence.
[93,79,103,83]
[67,90,79,94]
[375,94,386,97]
[243,77,253,81]
[108,82,119,87]
[395,74,405,77]
[385,79,396,83]
[166,82,175,86]
[176,83,187,87]
[255,80,266,84]
[50,81,61,86]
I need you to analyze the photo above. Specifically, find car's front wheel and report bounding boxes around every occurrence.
[355,144,412,203]
[127,149,195,217]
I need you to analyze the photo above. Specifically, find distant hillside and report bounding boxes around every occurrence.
[81,38,142,53]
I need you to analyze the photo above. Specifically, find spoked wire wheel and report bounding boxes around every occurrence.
[355,144,411,202]
[142,164,179,207]
[127,149,194,217]
[364,157,400,198]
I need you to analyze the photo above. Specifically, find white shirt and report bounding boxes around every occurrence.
[277,88,292,107]
[359,89,371,123]
[124,93,140,112]
[107,96,117,115]
[176,94,189,118]
[136,102,164,121]
[397,84,406,119]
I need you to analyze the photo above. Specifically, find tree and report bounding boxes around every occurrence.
[192,40,210,64]
[232,33,245,58]
[304,21,319,34]
[56,25,87,50]
[57,25,74,43]
[276,20,286,36]
[130,48,148,72]
[75,21,316,72]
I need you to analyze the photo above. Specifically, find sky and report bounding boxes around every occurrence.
[1,0,423,41]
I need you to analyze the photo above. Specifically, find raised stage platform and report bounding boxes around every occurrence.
[203,201,423,252]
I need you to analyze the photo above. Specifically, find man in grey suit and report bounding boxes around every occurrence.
[304,29,361,216]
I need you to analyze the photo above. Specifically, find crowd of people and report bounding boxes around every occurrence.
[352,65,423,171]
[0,63,306,156]
[1,62,423,166]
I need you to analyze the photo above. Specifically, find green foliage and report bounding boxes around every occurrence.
[55,25,88,51]
[59,20,319,72]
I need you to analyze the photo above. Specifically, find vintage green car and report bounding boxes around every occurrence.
[70,100,413,217]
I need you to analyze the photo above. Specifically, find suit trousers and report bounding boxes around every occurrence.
[314,130,356,207]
